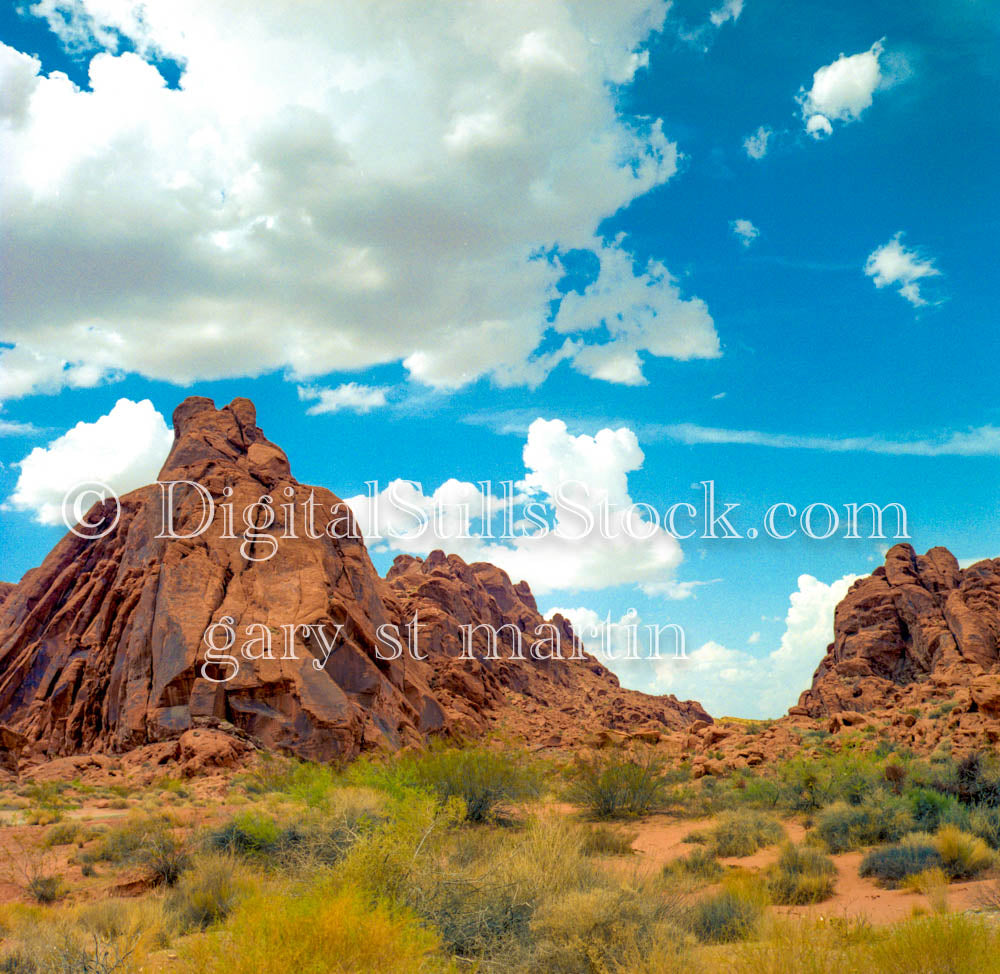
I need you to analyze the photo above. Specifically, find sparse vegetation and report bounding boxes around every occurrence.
[566,749,672,818]
[766,843,837,904]
[704,810,784,857]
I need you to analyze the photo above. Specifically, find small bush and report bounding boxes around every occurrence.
[767,843,836,905]
[180,882,444,974]
[205,812,284,858]
[141,832,189,886]
[970,804,1000,849]
[581,825,636,857]
[42,822,81,847]
[934,825,994,879]
[902,867,950,912]
[664,847,723,882]
[690,877,768,943]
[408,747,541,822]
[167,854,250,933]
[815,794,914,853]
[27,873,64,903]
[859,836,942,887]
[707,810,784,858]
[566,750,669,819]
[908,787,968,832]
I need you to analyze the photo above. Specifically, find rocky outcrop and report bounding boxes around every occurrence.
[797,544,1000,718]
[384,551,710,745]
[0,396,709,767]
[0,583,15,609]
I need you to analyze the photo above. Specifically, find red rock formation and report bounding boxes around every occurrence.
[0,396,709,767]
[0,583,15,609]
[798,543,1000,717]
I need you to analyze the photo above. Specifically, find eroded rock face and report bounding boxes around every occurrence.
[0,396,710,765]
[797,544,1000,717]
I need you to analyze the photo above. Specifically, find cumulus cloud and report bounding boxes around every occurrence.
[864,233,942,307]
[800,40,885,137]
[742,125,771,159]
[558,573,858,718]
[554,240,719,386]
[7,398,173,525]
[298,382,389,415]
[709,0,744,27]
[730,219,759,247]
[346,417,685,596]
[0,1,719,401]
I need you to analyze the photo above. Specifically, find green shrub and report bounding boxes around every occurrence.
[815,794,914,852]
[859,836,942,887]
[690,879,767,943]
[566,750,670,818]
[908,787,969,832]
[205,812,284,858]
[407,747,541,822]
[707,810,784,857]
[767,843,836,905]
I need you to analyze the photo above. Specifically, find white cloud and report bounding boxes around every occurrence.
[649,421,1000,456]
[747,630,760,644]
[742,125,771,159]
[0,416,41,436]
[7,398,173,525]
[709,0,744,27]
[800,40,885,137]
[645,573,858,717]
[730,218,759,247]
[298,382,389,415]
[554,239,719,386]
[864,233,941,307]
[347,417,685,596]
[1,2,718,400]
[805,113,833,138]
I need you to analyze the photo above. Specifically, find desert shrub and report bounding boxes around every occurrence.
[580,825,636,857]
[902,867,950,912]
[205,808,368,870]
[205,812,284,858]
[566,751,669,818]
[859,835,942,887]
[530,886,688,973]
[815,794,914,852]
[707,810,784,857]
[766,843,836,905]
[167,854,251,933]
[933,825,994,879]
[663,847,723,882]
[141,832,189,886]
[42,822,81,847]
[969,803,1000,849]
[866,913,1000,974]
[907,787,969,832]
[406,747,541,822]
[179,883,445,974]
[689,877,767,943]
[26,873,64,904]
[94,813,174,864]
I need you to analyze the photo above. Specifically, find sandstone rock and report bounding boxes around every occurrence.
[0,396,711,765]
[798,545,1000,719]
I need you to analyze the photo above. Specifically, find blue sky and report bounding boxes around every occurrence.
[1,0,998,717]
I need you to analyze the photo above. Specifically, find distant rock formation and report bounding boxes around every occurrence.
[0,396,709,767]
[797,543,1000,717]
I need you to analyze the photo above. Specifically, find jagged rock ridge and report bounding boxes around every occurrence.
[797,543,1000,717]
[0,396,709,766]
